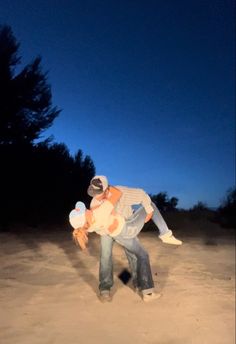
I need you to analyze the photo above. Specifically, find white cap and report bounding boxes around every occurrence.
[87,175,109,197]
[69,201,86,229]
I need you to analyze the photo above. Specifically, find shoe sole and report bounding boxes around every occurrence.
[163,241,182,245]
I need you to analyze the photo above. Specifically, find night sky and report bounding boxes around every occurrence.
[0,0,235,208]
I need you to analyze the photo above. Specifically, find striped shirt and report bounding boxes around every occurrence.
[90,185,154,220]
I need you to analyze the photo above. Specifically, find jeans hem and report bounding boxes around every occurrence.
[100,289,111,294]
[142,288,155,295]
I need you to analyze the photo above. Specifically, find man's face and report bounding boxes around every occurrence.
[95,188,109,200]
[95,192,105,200]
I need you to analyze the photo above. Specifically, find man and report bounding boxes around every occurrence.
[87,175,182,302]
[70,189,162,302]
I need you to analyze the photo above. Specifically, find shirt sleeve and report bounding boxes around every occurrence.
[117,186,154,214]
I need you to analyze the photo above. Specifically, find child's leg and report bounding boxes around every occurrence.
[120,206,147,238]
[151,202,170,235]
[120,203,170,238]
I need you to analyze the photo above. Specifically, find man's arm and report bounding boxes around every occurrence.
[115,186,154,222]
[116,186,153,212]
[90,186,122,209]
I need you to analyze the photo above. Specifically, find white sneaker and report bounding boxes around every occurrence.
[143,292,161,302]
[159,230,182,245]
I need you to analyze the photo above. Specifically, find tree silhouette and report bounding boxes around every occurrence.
[29,143,95,223]
[216,187,236,228]
[0,25,96,226]
[190,201,209,212]
[0,25,60,146]
[70,149,96,207]
[150,192,178,212]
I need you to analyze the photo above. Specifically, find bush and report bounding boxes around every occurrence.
[216,188,236,228]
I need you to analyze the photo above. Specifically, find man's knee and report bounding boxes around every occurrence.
[100,236,113,255]
[137,249,149,261]
[100,252,112,262]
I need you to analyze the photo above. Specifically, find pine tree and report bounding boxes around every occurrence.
[0,25,60,146]
[0,25,96,226]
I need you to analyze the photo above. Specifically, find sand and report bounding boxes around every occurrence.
[0,224,235,344]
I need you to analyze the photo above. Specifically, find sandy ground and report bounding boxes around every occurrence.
[0,224,235,344]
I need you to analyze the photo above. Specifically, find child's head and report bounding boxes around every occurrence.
[69,201,87,229]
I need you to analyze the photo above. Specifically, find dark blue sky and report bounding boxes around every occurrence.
[1,0,235,208]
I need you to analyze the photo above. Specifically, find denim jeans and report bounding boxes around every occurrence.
[114,235,154,293]
[118,202,169,238]
[99,202,169,292]
[99,235,138,290]
[151,202,170,235]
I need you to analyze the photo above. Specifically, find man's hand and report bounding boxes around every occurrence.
[72,228,88,250]
[145,211,154,223]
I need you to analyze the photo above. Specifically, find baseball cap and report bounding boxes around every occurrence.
[87,175,109,197]
[69,201,86,229]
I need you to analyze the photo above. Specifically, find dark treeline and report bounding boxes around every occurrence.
[150,192,178,212]
[0,143,95,225]
[0,25,95,226]
[215,187,236,229]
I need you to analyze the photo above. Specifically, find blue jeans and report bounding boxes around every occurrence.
[99,202,168,292]
[114,235,154,293]
[99,235,138,290]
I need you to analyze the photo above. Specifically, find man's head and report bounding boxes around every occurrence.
[87,175,109,197]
